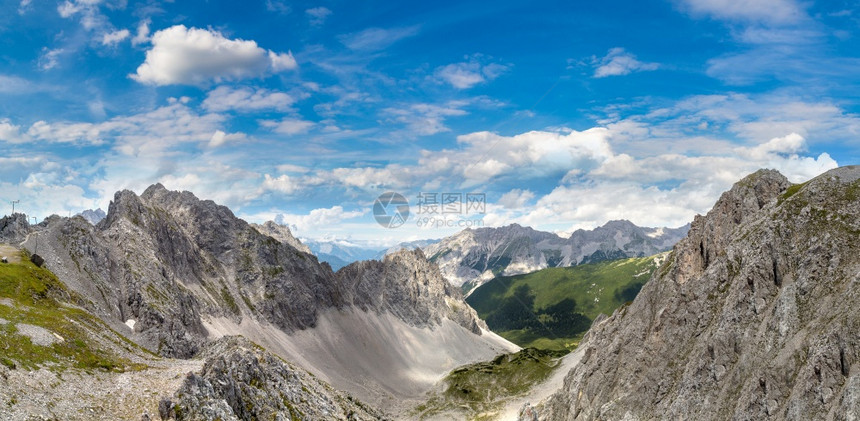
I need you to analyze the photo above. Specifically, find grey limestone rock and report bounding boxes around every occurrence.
[536,167,860,420]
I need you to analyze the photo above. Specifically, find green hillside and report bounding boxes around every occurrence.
[0,249,149,372]
[466,253,667,351]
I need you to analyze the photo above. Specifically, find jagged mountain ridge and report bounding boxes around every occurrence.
[423,220,689,289]
[15,183,515,412]
[532,166,860,420]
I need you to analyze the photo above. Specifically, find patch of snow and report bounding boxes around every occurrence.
[125,319,136,330]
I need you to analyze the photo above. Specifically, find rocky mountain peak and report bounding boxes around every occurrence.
[537,166,860,420]
[673,168,791,285]
[338,248,485,334]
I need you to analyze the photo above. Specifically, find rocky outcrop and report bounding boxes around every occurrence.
[536,167,860,420]
[423,221,689,289]
[0,213,30,243]
[164,336,384,421]
[337,249,485,334]
[251,221,312,254]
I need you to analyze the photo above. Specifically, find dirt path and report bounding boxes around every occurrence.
[0,244,21,263]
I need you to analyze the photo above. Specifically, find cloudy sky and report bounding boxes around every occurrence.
[0,0,857,246]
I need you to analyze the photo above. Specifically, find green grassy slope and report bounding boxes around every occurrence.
[413,347,566,420]
[0,250,148,372]
[466,253,666,350]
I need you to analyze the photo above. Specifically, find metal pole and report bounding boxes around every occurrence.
[11,200,19,214]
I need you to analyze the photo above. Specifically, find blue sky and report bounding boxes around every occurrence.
[0,0,858,246]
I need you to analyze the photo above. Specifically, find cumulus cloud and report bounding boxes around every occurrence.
[593,48,659,78]
[306,7,332,26]
[202,86,298,112]
[262,174,299,194]
[274,206,365,234]
[338,26,419,51]
[132,25,297,86]
[435,56,509,89]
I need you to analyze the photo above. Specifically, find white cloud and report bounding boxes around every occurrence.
[27,120,104,145]
[275,206,365,234]
[131,19,150,46]
[266,0,290,14]
[0,119,29,143]
[39,48,64,70]
[57,0,109,31]
[338,26,419,51]
[498,189,534,209]
[738,132,805,159]
[435,58,509,89]
[314,127,615,191]
[18,0,32,14]
[383,102,468,135]
[262,174,299,194]
[593,48,659,78]
[132,25,297,86]
[101,29,130,46]
[678,0,805,24]
[0,180,95,219]
[261,118,315,135]
[18,100,227,151]
[207,130,247,148]
[202,86,297,112]
[306,7,332,26]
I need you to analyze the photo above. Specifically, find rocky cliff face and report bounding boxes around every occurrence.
[337,249,485,334]
[536,167,860,420]
[423,221,689,289]
[0,213,31,244]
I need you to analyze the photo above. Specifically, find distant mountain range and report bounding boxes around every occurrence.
[301,238,383,271]
[422,220,689,292]
[77,208,106,225]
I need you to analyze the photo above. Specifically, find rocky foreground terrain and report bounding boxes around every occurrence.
[524,166,860,420]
